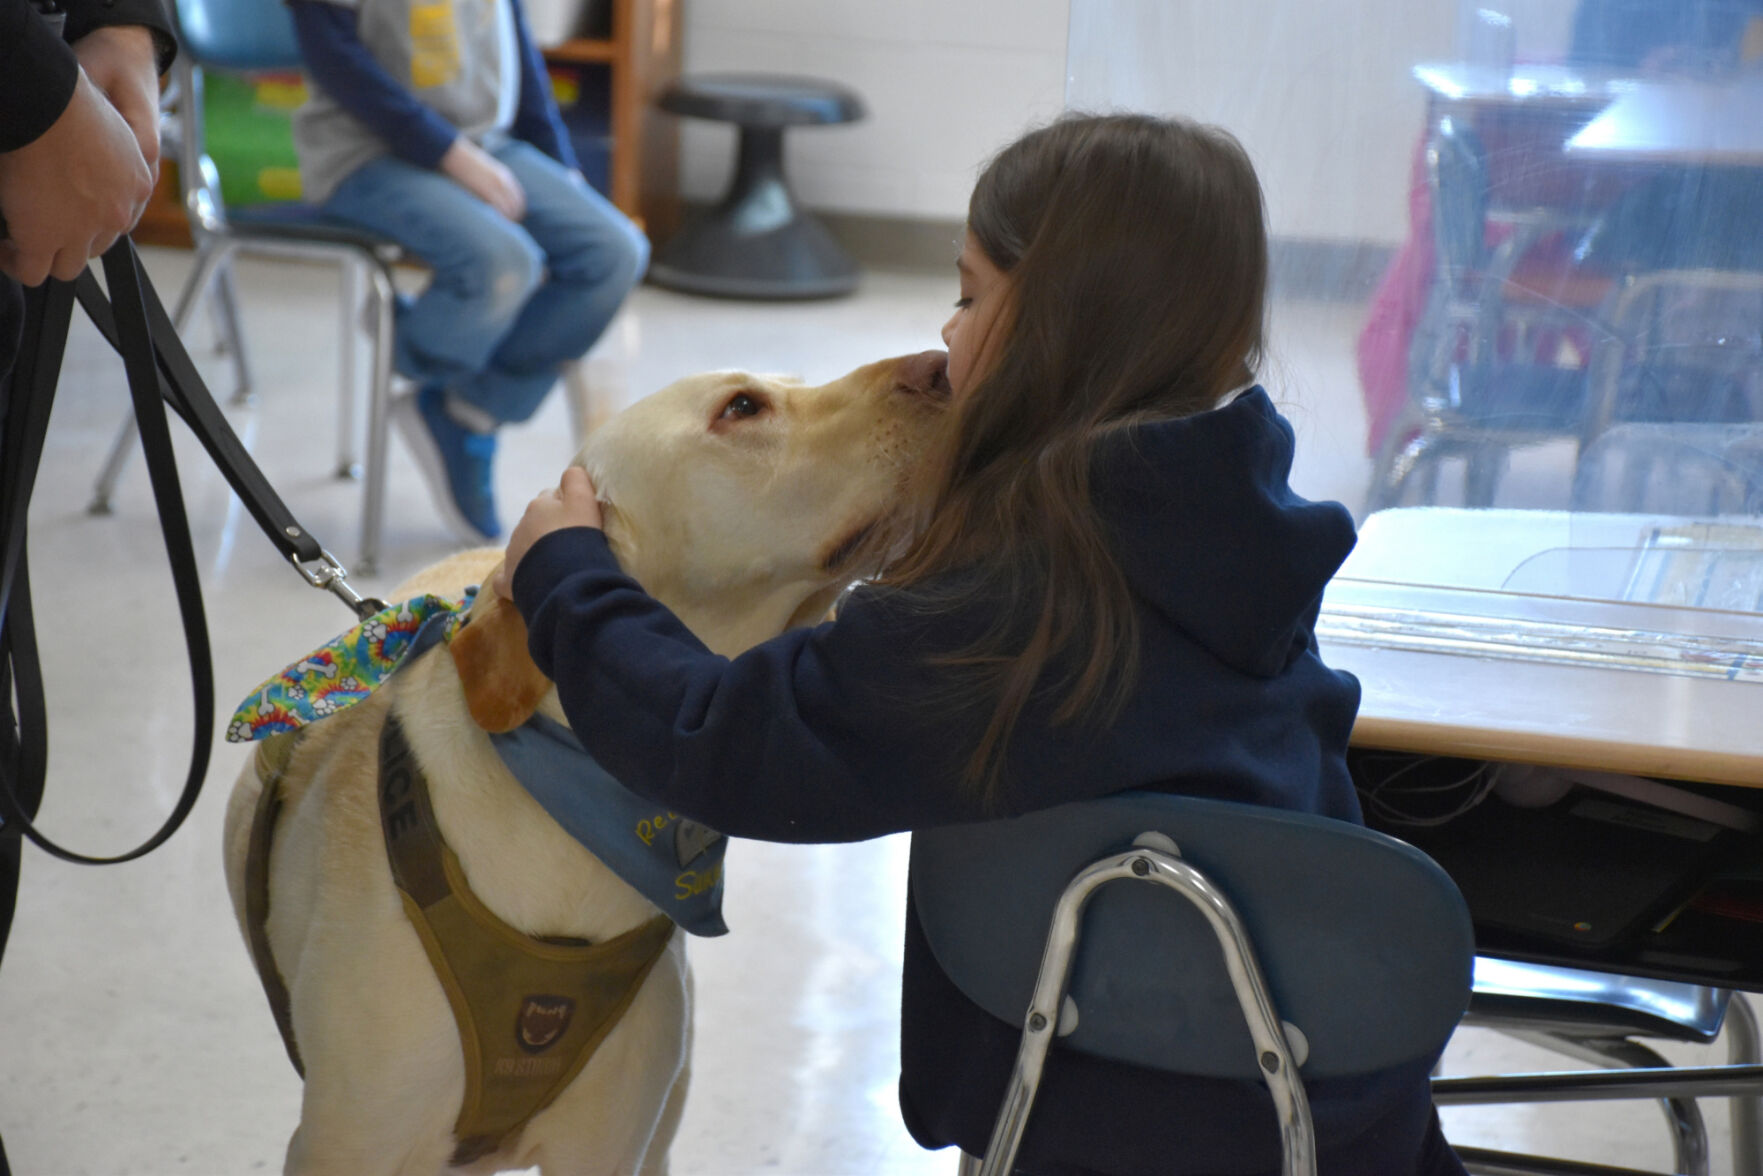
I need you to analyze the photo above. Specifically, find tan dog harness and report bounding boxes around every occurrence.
[244,716,675,1166]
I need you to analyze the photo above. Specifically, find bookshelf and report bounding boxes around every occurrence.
[541,0,683,235]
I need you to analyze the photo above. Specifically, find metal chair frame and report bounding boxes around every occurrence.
[959,843,1317,1176]
[915,793,1476,1176]
[91,29,404,574]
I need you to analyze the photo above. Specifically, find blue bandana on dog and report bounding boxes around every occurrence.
[227,591,728,936]
[492,716,727,936]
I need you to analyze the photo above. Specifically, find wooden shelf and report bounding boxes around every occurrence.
[134,163,192,249]
[543,38,618,65]
[541,0,682,237]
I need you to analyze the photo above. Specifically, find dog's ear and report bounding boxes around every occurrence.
[449,591,551,733]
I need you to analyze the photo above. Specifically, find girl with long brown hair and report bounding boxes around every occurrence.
[498,113,1463,1175]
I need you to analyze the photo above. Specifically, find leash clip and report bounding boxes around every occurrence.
[289,550,387,620]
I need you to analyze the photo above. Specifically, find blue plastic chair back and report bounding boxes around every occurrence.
[174,0,302,72]
[910,791,1474,1081]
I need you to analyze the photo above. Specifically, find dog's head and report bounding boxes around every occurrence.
[452,350,951,732]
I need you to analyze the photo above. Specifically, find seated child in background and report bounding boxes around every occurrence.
[288,0,648,541]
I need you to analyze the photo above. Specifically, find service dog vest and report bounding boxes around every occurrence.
[245,719,674,1167]
[233,593,720,1160]
[378,714,674,1165]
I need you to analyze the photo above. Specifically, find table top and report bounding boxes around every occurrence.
[1412,61,1637,108]
[1320,508,1763,787]
[1566,74,1763,165]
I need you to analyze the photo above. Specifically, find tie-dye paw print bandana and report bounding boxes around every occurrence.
[227,592,471,742]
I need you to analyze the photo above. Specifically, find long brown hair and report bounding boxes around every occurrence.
[882,112,1270,806]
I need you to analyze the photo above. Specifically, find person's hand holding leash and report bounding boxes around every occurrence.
[0,67,153,285]
[496,465,603,598]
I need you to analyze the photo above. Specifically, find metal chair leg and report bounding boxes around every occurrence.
[89,241,236,514]
[974,848,1315,1176]
[211,256,253,404]
[1365,421,1431,515]
[1435,1056,1763,1176]
[89,410,143,516]
[1463,446,1508,507]
[1728,994,1762,1176]
[955,1153,982,1176]
[335,257,363,480]
[357,260,397,577]
[1540,1036,1708,1176]
[1484,1031,1708,1176]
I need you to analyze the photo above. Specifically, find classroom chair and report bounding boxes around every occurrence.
[908,791,1476,1176]
[1367,116,1614,514]
[88,0,404,574]
[1576,268,1763,468]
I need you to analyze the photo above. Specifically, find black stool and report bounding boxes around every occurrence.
[650,74,865,300]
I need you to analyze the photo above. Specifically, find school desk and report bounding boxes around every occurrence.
[1567,74,1763,167]
[1318,507,1763,986]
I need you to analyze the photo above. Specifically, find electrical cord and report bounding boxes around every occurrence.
[1353,750,1500,828]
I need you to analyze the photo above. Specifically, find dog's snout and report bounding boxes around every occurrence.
[896,350,951,401]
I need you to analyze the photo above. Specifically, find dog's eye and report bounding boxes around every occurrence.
[718,392,765,421]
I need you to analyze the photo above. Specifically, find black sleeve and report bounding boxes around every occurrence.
[1,0,176,155]
[0,0,80,152]
[60,0,176,71]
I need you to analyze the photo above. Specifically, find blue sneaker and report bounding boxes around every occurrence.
[392,386,502,541]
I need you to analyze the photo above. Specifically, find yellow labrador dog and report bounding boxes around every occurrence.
[223,351,950,1176]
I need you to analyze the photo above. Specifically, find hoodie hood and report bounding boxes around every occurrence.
[1091,387,1356,678]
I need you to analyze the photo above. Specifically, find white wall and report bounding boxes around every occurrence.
[1068,1,1452,245]
[674,0,1589,244]
[676,0,1070,222]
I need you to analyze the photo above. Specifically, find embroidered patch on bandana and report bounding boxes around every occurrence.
[227,593,469,742]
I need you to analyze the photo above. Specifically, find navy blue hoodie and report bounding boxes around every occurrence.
[512,387,1462,1175]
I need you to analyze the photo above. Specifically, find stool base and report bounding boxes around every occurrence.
[649,123,860,300]
[649,209,859,300]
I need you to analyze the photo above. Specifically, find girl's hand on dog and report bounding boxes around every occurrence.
[495,466,603,598]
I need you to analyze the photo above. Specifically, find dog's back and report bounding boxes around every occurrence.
[222,548,692,1175]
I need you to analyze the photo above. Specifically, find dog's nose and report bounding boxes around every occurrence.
[897,350,951,400]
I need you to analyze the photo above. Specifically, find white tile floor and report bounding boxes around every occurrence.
[0,248,1752,1174]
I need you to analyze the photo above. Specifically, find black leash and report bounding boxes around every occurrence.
[0,237,384,868]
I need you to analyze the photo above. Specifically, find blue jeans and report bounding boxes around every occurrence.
[322,139,649,425]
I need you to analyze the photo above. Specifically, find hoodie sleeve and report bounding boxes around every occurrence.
[1,0,173,154]
[60,0,175,68]
[510,526,1002,843]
